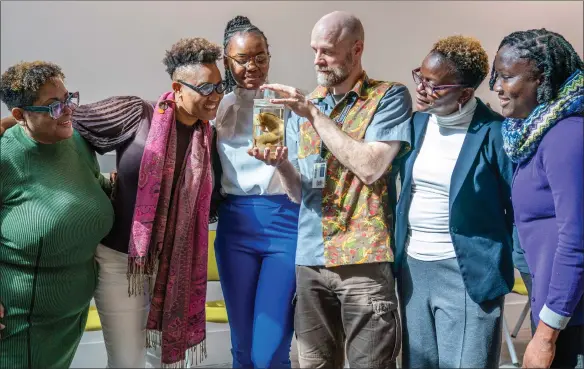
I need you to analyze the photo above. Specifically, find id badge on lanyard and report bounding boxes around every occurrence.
[312,95,355,189]
[312,159,327,189]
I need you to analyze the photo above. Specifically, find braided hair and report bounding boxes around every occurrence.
[489,28,584,104]
[223,15,269,93]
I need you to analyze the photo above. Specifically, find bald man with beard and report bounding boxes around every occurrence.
[249,11,412,369]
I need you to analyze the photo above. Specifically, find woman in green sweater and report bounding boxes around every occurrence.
[0,61,114,368]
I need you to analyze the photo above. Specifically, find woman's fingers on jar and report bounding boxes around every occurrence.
[247,147,263,161]
[275,146,287,161]
[263,147,276,165]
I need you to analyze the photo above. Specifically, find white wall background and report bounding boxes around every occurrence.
[1,0,583,119]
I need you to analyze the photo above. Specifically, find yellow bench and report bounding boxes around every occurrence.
[85,305,102,332]
[512,275,528,296]
[205,230,229,323]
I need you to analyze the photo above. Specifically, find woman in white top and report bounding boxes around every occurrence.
[393,36,515,368]
[211,16,300,369]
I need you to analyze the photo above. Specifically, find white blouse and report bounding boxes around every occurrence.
[212,87,285,196]
[407,98,477,261]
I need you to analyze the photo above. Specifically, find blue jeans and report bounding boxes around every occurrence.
[215,195,299,368]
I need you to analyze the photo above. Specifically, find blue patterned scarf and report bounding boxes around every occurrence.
[502,70,584,163]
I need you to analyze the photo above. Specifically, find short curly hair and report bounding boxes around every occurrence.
[162,37,222,80]
[430,35,490,89]
[488,28,584,104]
[0,61,65,110]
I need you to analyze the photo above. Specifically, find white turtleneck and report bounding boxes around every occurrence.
[406,98,478,261]
[211,87,285,196]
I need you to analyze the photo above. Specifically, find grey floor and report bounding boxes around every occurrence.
[71,275,541,368]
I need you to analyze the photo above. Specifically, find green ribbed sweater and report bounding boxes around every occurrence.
[0,126,114,368]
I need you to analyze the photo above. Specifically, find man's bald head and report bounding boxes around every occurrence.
[310,11,365,89]
[312,11,365,45]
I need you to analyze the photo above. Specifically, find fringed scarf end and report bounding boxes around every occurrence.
[146,330,162,349]
[150,337,207,368]
[187,339,207,367]
[126,258,153,297]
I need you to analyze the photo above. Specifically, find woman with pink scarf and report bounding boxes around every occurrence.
[79,37,225,368]
[0,37,225,368]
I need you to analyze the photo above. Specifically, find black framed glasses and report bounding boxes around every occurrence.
[178,80,228,96]
[23,91,79,119]
[412,68,467,95]
[226,53,270,69]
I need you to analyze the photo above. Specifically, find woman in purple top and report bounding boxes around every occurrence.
[490,29,583,369]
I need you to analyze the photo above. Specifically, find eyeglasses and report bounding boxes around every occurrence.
[178,80,228,96]
[23,91,80,119]
[412,68,467,95]
[226,53,270,69]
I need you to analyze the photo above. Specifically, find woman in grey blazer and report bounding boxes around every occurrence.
[393,35,515,369]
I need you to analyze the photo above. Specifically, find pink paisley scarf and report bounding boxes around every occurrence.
[127,90,212,367]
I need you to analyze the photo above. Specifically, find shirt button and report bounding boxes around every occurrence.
[451,226,458,232]
[532,298,535,302]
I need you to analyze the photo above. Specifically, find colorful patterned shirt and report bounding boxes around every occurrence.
[287,72,412,267]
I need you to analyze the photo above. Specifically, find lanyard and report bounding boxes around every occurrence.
[319,93,358,160]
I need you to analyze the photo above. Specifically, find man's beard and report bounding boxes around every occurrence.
[315,53,353,87]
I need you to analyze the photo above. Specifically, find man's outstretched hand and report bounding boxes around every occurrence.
[260,84,318,119]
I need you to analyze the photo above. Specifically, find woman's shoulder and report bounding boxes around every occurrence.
[0,126,20,156]
[473,99,505,143]
[550,114,583,129]
[73,95,146,122]
[540,115,583,150]
[0,124,30,151]
[410,110,430,127]
[70,129,96,157]
[0,126,29,172]
[477,98,504,124]
[0,123,19,141]
[213,91,239,129]
[215,91,237,115]
[72,95,149,154]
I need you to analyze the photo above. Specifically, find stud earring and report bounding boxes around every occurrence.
[158,99,175,113]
